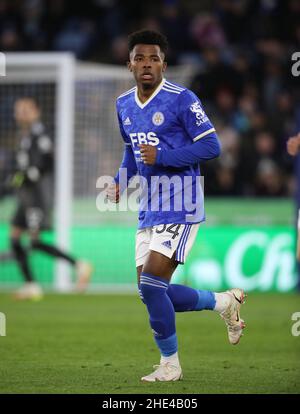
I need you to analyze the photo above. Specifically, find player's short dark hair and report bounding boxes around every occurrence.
[128,30,168,56]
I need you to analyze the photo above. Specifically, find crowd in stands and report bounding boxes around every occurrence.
[1,0,299,196]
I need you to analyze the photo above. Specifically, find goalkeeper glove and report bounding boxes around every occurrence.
[11,172,25,188]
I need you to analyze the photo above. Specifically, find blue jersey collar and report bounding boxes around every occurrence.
[134,78,165,109]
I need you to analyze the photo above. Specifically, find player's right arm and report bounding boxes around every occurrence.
[107,144,137,203]
[106,107,137,203]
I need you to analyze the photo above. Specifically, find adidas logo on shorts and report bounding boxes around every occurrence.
[162,240,172,249]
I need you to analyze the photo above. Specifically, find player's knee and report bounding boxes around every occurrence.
[30,238,40,249]
[138,284,146,304]
[140,281,155,301]
[140,279,166,302]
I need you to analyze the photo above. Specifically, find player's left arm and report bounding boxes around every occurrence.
[140,134,220,167]
[140,90,221,167]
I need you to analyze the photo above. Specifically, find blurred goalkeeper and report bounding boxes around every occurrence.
[7,97,92,300]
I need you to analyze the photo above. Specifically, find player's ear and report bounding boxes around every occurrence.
[127,61,132,72]
[162,61,167,72]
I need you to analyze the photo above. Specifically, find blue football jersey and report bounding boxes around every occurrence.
[116,78,216,229]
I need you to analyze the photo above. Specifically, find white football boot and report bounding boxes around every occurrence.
[220,288,246,345]
[75,260,93,292]
[14,282,43,301]
[141,363,183,382]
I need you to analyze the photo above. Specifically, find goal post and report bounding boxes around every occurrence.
[54,54,75,291]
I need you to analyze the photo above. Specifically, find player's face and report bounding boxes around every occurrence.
[14,99,40,127]
[128,44,167,90]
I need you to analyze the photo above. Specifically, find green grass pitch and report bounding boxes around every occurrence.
[0,292,299,394]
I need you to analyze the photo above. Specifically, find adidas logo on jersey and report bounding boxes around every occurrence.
[124,117,131,125]
[162,240,172,249]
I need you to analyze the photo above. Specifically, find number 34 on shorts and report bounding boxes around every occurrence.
[135,223,200,267]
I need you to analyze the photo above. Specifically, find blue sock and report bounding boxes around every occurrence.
[167,284,216,311]
[140,272,177,357]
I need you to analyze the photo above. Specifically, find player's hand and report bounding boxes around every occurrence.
[106,182,120,203]
[139,144,157,165]
[287,133,300,156]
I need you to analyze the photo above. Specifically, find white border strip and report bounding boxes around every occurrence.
[193,128,216,142]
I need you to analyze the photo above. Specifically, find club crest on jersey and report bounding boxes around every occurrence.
[152,112,164,126]
[190,101,209,126]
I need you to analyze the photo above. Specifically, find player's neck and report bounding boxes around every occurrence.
[19,119,39,131]
[137,79,163,103]
[19,124,31,135]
